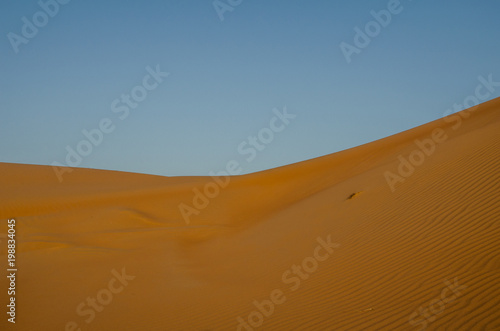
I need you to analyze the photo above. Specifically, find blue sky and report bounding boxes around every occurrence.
[1,0,499,177]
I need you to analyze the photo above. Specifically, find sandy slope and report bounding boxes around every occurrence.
[1,97,499,330]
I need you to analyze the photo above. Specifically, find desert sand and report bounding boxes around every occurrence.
[1,97,499,330]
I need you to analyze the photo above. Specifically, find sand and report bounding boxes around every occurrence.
[1,97,499,330]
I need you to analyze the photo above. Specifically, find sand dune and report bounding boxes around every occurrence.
[1,97,499,330]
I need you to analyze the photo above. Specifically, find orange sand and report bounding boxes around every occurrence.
[1,97,499,330]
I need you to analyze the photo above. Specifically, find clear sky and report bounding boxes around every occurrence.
[1,0,499,177]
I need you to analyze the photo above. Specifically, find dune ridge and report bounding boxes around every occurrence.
[1,97,499,330]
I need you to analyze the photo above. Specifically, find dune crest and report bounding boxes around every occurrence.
[1,97,499,330]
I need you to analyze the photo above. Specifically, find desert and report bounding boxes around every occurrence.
[1,97,499,330]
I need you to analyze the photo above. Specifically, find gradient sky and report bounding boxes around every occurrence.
[1,0,499,177]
